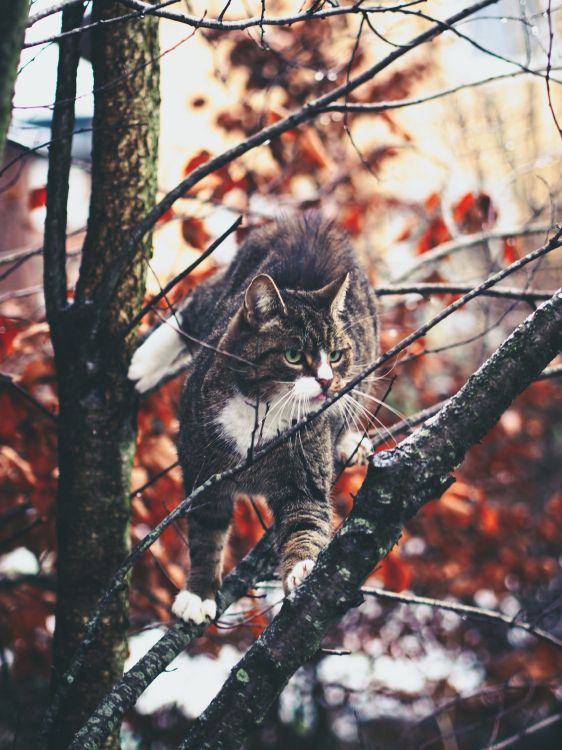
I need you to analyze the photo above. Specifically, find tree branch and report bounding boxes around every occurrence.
[375,283,554,302]
[42,2,85,329]
[361,587,562,650]
[49,231,560,743]
[0,0,29,164]
[390,224,552,283]
[172,287,561,750]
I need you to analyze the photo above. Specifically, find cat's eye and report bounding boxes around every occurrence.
[284,349,303,365]
[329,350,343,363]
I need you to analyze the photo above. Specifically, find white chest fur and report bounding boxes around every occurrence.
[215,392,292,456]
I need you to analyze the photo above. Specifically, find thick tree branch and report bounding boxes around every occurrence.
[176,288,562,750]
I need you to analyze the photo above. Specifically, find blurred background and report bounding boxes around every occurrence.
[1,1,561,748]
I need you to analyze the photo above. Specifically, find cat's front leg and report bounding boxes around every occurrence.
[172,492,233,624]
[272,494,332,594]
[336,429,373,467]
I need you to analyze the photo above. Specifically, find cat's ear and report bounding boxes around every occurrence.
[244,274,288,327]
[315,273,350,315]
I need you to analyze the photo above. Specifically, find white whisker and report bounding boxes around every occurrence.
[352,389,406,421]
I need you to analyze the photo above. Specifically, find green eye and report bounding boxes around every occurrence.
[329,350,343,363]
[284,349,303,365]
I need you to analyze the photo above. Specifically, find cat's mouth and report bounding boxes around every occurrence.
[314,392,328,402]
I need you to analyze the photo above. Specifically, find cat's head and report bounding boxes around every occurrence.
[219,273,353,414]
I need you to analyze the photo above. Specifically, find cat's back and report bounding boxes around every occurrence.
[189,212,377,343]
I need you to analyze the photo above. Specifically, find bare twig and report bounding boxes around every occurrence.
[27,0,86,27]
[23,0,425,48]
[0,373,58,422]
[484,713,562,750]
[124,216,241,334]
[375,283,554,302]
[391,224,553,283]
[361,587,562,650]
[545,1,562,141]
[322,67,562,116]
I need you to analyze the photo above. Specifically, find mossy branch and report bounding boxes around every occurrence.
[176,289,562,750]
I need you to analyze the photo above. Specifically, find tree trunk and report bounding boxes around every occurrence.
[0,0,29,164]
[47,2,159,747]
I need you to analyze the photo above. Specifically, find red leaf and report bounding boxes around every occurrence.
[503,239,518,264]
[416,217,451,254]
[452,191,497,233]
[183,149,212,176]
[29,186,47,210]
[157,207,175,225]
[181,217,210,249]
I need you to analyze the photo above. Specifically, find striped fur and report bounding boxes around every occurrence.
[173,214,378,618]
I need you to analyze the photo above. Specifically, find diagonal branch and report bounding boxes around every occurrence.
[390,224,552,283]
[177,287,562,750]
[44,230,562,741]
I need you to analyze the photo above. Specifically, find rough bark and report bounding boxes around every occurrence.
[71,286,562,749]
[177,289,562,750]
[0,0,29,165]
[44,2,159,747]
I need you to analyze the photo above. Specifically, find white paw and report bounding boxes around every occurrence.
[336,430,373,466]
[128,323,184,393]
[285,559,315,593]
[172,590,217,624]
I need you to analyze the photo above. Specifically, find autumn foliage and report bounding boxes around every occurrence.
[1,6,561,749]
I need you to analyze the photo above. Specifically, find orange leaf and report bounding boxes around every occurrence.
[503,239,518,264]
[416,217,451,254]
[378,549,412,592]
[183,149,212,175]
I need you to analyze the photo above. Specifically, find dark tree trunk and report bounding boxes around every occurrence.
[45,2,160,747]
[0,0,29,164]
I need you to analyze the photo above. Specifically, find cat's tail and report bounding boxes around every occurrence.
[128,319,190,393]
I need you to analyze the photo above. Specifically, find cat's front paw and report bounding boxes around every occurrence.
[285,559,315,593]
[172,590,217,624]
[336,430,373,466]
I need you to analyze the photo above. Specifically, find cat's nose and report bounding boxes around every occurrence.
[316,375,333,392]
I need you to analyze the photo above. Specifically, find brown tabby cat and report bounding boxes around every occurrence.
[129,213,378,623]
